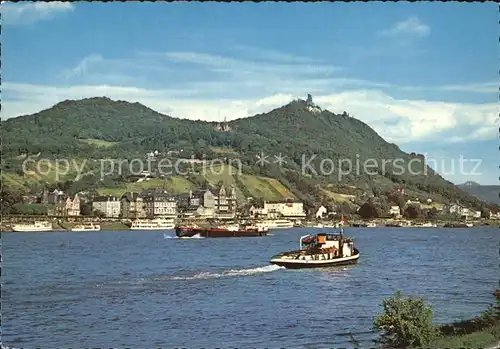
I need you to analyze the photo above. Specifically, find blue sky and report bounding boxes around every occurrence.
[2,1,498,185]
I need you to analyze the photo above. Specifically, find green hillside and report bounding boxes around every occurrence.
[0,95,485,210]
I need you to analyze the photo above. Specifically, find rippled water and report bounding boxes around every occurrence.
[2,227,499,348]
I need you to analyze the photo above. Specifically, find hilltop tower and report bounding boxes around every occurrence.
[215,116,232,132]
[305,93,321,113]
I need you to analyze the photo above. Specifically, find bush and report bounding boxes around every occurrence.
[478,289,500,326]
[373,290,438,348]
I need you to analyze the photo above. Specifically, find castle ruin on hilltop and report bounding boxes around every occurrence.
[214,116,232,132]
[305,94,322,113]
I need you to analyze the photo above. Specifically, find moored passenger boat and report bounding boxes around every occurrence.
[257,219,294,230]
[71,223,101,232]
[12,221,53,232]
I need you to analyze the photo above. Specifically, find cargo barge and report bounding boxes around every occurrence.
[175,224,268,238]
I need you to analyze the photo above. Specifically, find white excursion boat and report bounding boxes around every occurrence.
[130,218,175,230]
[258,219,294,230]
[12,221,53,232]
[71,223,101,232]
[270,226,359,269]
[367,222,377,228]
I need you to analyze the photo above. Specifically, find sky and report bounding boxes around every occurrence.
[2,1,498,185]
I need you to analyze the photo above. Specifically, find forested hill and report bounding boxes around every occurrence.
[1,96,484,209]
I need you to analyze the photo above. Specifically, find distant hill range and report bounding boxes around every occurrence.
[0,94,485,210]
[457,181,500,205]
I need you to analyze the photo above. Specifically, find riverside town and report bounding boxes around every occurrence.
[3,170,499,232]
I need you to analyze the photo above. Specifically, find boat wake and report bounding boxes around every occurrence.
[163,232,205,239]
[156,264,284,281]
[179,233,204,239]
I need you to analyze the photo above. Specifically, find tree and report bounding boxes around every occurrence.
[0,187,22,215]
[404,205,421,219]
[373,291,438,348]
[93,210,106,218]
[426,207,438,220]
[480,206,491,219]
[358,202,379,219]
[478,288,500,326]
[80,202,93,216]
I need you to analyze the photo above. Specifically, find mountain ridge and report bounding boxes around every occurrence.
[457,182,499,205]
[1,95,487,211]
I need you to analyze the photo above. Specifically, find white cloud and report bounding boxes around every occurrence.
[59,50,497,104]
[1,1,74,25]
[55,50,345,100]
[378,16,430,38]
[162,51,341,76]
[2,82,496,146]
[438,82,498,94]
[315,91,497,144]
[56,50,496,107]
[60,54,104,79]
[230,45,320,64]
[3,46,496,148]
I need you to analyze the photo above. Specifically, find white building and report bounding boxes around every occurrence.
[446,203,463,215]
[143,192,178,218]
[249,205,267,218]
[406,200,421,208]
[263,200,306,219]
[489,211,500,220]
[389,206,401,218]
[92,196,121,218]
[316,205,327,219]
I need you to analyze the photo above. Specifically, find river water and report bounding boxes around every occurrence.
[2,227,499,348]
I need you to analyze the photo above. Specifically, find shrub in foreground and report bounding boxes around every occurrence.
[373,290,438,348]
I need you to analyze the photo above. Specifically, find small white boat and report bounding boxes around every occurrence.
[71,223,101,232]
[270,226,359,269]
[257,219,294,230]
[130,218,175,230]
[12,221,52,232]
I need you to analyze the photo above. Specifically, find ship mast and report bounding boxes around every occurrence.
[339,215,344,236]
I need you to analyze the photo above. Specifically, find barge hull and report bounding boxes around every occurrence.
[271,257,359,269]
[175,226,267,238]
[270,250,360,269]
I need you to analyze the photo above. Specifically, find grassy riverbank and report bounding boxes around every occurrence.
[431,323,500,348]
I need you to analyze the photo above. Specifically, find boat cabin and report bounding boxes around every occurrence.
[300,233,355,258]
[269,230,360,267]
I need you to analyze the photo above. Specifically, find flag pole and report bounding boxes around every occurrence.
[340,215,344,236]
